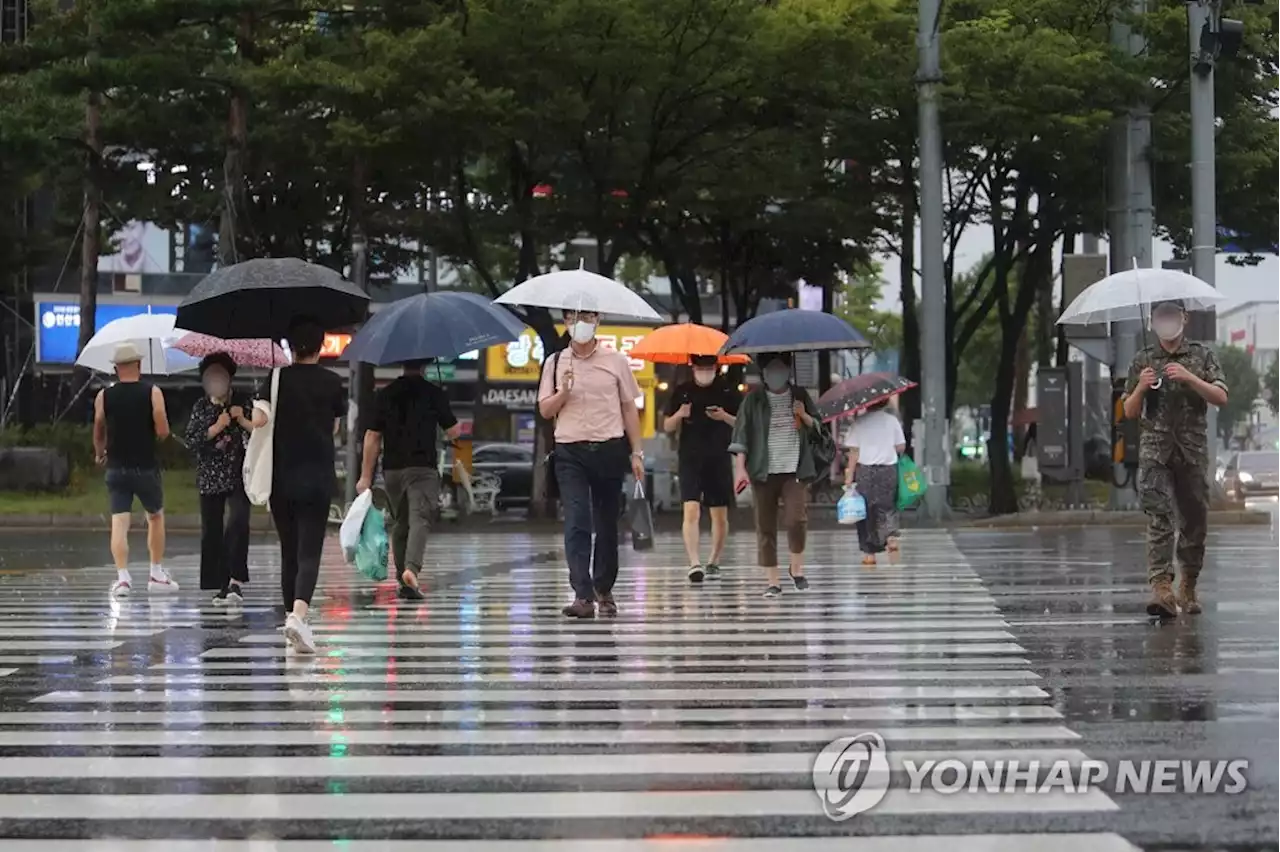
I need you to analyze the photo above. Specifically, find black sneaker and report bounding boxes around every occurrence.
[790,573,810,592]
[226,584,243,604]
[688,565,705,584]
[762,585,783,598]
[398,584,425,601]
[211,589,231,607]
[705,563,722,579]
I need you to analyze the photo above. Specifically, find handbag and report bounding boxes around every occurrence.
[794,386,836,473]
[243,367,279,507]
[541,351,563,501]
[629,478,655,551]
[896,453,928,511]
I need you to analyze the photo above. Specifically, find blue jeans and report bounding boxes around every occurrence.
[554,439,626,601]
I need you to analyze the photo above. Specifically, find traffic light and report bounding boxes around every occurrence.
[1111,379,1140,468]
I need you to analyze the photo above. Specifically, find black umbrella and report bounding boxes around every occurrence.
[817,372,917,423]
[176,258,370,339]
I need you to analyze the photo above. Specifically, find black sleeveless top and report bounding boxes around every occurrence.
[103,381,158,470]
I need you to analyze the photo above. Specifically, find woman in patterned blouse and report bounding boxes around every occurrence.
[185,353,256,605]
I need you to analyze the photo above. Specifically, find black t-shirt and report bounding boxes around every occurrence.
[663,379,740,461]
[265,364,345,501]
[370,375,458,471]
[103,381,158,470]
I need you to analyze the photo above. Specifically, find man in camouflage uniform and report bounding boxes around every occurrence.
[1123,299,1229,618]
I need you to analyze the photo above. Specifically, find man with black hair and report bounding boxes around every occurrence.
[663,355,738,583]
[1123,298,1229,618]
[357,359,461,600]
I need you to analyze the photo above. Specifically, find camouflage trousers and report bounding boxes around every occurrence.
[1138,452,1208,583]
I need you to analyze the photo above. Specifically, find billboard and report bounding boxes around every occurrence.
[35,301,178,364]
[485,325,655,384]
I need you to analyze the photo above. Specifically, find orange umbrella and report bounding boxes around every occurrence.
[629,323,750,365]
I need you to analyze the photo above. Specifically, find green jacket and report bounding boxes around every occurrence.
[729,385,824,483]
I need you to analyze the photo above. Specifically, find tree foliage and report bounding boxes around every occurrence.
[1216,345,1261,443]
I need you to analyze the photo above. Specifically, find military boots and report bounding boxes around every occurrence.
[1146,576,1178,619]
[1177,574,1202,615]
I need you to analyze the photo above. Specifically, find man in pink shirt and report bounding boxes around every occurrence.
[538,310,646,618]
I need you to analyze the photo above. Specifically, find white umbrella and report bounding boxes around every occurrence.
[1057,267,1227,326]
[494,265,662,321]
[75,313,199,375]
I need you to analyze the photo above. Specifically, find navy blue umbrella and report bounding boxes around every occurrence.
[720,309,868,355]
[345,291,527,365]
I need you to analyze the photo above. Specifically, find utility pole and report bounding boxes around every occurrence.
[343,226,368,506]
[916,0,949,521]
[1189,0,1219,468]
[1107,0,1153,510]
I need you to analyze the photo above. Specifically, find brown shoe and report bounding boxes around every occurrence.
[1146,577,1178,619]
[595,591,618,617]
[1177,575,1202,615]
[561,598,595,619]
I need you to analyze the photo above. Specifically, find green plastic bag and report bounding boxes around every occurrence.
[355,506,389,582]
[896,454,928,511]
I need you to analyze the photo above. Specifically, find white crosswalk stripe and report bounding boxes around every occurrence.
[0,529,1139,850]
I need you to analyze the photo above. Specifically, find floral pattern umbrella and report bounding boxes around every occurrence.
[817,372,917,424]
[173,332,289,368]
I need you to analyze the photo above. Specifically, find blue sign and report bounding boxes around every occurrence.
[36,301,178,364]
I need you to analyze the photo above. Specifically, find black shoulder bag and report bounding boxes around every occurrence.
[794,385,836,473]
[541,351,563,501]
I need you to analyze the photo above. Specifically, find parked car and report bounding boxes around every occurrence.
[1221,450,1280,500]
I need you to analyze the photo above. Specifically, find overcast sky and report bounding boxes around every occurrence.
[874,227,1280,313]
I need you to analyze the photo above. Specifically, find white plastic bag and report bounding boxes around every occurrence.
[340,489,374,563]
[837,486,866,525]
[243,368,279,506]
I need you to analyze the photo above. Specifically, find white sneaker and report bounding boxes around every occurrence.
[148,571,179,593]
[284,614,315,655]
[110,580,132,598]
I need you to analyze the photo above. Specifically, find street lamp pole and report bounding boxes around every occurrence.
[1189,0,1219,467]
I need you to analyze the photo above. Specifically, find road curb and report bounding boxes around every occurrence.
[959,509,1272,529]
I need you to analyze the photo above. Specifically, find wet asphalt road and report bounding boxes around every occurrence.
[0,510,1272,851]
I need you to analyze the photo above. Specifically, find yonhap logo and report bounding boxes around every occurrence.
[812,732,891,820]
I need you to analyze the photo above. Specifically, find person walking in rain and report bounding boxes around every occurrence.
[538,309,645,619]
[663,355,738,583]
[356,359,461,600]
[729,352,823,598]
[94,342,178,597]
[1122,299,1228,618]
[842,399,906,566]
[186,352,255,605]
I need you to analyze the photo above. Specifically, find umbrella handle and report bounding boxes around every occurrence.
[1151,377,1163,390]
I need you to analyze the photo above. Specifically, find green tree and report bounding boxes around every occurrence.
[837,261,902,358]
[1216,346,1261,444]
[1265,358,1279,416]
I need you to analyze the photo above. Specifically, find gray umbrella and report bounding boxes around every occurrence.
[176,258,370,340]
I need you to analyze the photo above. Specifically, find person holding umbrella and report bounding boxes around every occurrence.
[93,343,179,597]
[251,318,346,653]
[841,400,906,566]
[184,352,255,605]
[1121,298,1228,618]
[663,355,739,583]
[728,352,824,598]
[356,360,461,600]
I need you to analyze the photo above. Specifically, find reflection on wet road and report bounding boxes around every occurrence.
[0,523,1271,850]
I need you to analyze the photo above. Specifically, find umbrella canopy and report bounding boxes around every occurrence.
[345,291,527,366]
[817,372,917,423]
[1057,268,1227,326]
[172,332,289,368]
[721,309,868,355]
[176,258,370,339]
[628,323,750,365]
[495,266,661,321]
[75,314,198,376]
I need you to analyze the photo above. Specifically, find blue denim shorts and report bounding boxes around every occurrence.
[105,468,164,515]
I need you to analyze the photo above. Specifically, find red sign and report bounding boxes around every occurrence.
[1230,328,1247,343]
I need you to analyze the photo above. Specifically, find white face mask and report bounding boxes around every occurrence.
[570,321,597,345]
[1153,317,1184,342]
[693,369,716,386]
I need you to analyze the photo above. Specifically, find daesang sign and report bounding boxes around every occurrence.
[485,326,656,384]
[480,387,539,408]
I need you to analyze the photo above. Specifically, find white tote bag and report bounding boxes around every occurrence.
[243,368,280,506]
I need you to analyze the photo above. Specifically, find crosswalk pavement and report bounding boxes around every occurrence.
[0,529,1143,850]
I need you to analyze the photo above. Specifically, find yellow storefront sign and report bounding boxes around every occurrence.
[485,326,658,437]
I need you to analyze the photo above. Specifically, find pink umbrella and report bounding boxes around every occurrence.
[173,332,289,368]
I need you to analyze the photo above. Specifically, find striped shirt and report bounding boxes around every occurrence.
[765,390,801,474]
